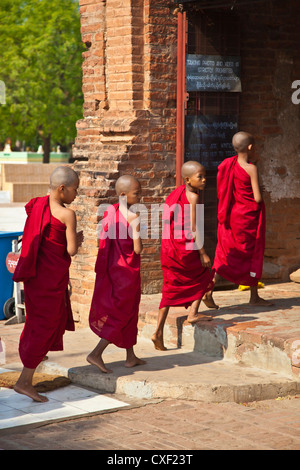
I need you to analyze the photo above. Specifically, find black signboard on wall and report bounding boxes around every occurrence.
[186,54,241,92]
[185,115,238,168]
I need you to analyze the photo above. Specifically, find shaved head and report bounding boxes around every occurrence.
[232,131,254,153]
[115,175,140,195]
[50,166,79,189]
[181,161,205,179]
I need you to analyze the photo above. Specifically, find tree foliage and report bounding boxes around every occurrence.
[0,0,84,161]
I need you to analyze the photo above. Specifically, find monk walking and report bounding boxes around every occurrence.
[13,166,83,402]
[213,131,271,306]
[151,161,215,351]
[87,175,145,373]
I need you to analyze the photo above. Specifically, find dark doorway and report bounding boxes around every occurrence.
[185,10,241,264]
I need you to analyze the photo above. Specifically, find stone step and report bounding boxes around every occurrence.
[5,282,300,404]
[138,285,300,380]
[138,311,300,379]
[38,336,300,404]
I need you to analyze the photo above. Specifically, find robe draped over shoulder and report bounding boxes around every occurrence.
[13,196,74,369]
[213,156,266,286]
[159,185,214,309]
[89,204,141,349]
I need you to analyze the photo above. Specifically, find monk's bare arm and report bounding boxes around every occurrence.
[189,192,211,268]
[248,165,262,203]
[133,220,143,255]
[63,208,83,256]
[128,212,143,254]
[188,191,199,236]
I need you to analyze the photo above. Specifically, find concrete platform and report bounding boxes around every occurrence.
[1,281,299,404]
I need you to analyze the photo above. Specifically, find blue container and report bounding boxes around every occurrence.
[0,231,23,319]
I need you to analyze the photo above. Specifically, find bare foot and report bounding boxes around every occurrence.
[203,292,219,309]
[249,296,274,307]
[14,383,48,403]
[125,356,146,368]
[187,313,213,324]
[86,354,112,374]
[151,333,167,351]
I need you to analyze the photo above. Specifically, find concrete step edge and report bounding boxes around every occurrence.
[38,359,300,404]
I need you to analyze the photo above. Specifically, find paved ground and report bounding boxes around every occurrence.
[1,282,300,450]
[0,395,299,450]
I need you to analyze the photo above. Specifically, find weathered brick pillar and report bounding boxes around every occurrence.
[71,0,178,324]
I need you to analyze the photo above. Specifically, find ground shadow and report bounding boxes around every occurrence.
[214,296,300,315]
[68,348,222,391]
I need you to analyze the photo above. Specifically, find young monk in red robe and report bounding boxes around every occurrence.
[87,175,145,373]
[213,131,271,305]
[151,161,215,351]
[13,166,83,402]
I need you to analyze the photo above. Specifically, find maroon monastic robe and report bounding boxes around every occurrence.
[159,185,214,309]
[13,196,74,369]
[89,204,141,349]
[213,156,266,286]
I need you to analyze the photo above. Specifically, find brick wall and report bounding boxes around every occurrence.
[71,0,300,325]
[237,0,300,280]
[71,0,178,324]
